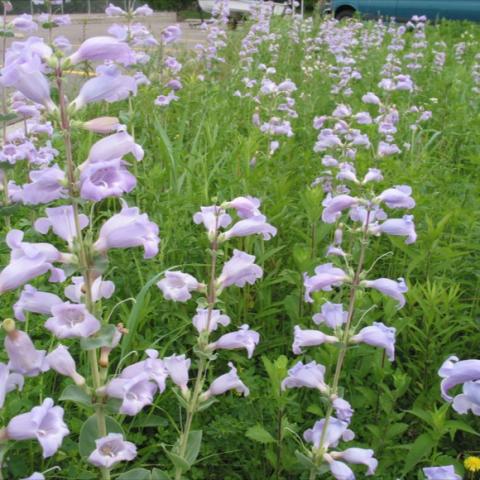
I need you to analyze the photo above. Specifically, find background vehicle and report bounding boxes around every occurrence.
[331,0,480,21]
[198,0,288,17]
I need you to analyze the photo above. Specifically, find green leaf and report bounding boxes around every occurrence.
[117,469,151,480]
[0,204,21,216]
[184,430,202,466]
[446,420,480,437]
[59,385,91,406]
[294,451,315,469]
[402,432,435,474]
[165,450,190,472]
[245,425,276,444]
[78,415,124,457]
[0,112,17,122]
[151,469,171,480]
[80,324,118,350]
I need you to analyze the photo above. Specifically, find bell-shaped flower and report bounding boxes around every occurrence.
[64,276,115,304]
[0,363,24,408]
[163,354,190,392]
[332,397,354,423]
[161,25,182,44]
[69,36,134,65]
[13,284,62,321]
[375,185,415,209]
[362,168,383,184]
[193,205,231,237]
[82,116,120,134]
[134,4,153,15]
[6,398,69,458]
[217,250,263,289]
[281,361,328,393]
[10,14,37,33]
[313,302,347,329]
[322,194,359,223]
[221,215,277,241]
[304,264,348,302]
[7,229,67,264]
[45,302,101,338]
[71,65,137,110]
[87,129,144,163]
[5,328,49,377]
[34,205,89,247]
[203,362,249,399]
[22,165,67,205]
[192,308,230,333]
[20,473,45,480]
[120,349,168,392]
[451,380,480,415]
[80,158,136,201]
[225,196,261,218]
[336,164,359,184]
[378,141,401,157]
[350,322,396,361]
[438,355,480,402]
[303,417,354,449]
[423,466,461,480]
[105,3,126,15]
[292,326,339,354]
[210,325,260,359]
[157,271,203,302]
[105,372,157,415]
[371,215,417,244]
[88,433,137,468]
[362,92,381,105]
[93,201,159,259]
[46,345,85,386]
[362,277,408,309]
[330,448,378,476]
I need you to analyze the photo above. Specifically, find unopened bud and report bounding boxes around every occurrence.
[82,117,120,134]
[2,318,16,334]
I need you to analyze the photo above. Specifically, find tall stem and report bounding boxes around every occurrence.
[309,209,372,478]
[55,64,110,480]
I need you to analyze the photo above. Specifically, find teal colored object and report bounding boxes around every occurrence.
[330,0,480,21]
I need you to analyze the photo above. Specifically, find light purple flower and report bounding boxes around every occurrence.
[87,129,144,163]
[22,165,67,205]
[133,4,153,16]
[322,194,359,223]
[10,14,37,32]
[332,104,352,118]
[6,398,69,458]
[221,215,277,241]
[20,472,44,480]
[88,434,137,468]
[451,380,480,415]
[163,354,191,392]
[423,466,461,480]
[46,345,85,385]
[120,349,168,391]
[313,302,347,329]
[378,141,401,157]
[80,158,136,201]
[193,205,232,237]
[35,205,89,246]
[331,448,378,476]
[5,329,49,377]
[351,322,396,361]
[217,250,263,289]
[210,325,260,359]
[292,326,339,354]
[362,168,383,184]
[226,196,261,218]
[371,215,417,244]
[203,362,249,399]
[161,25,182,44]
[438,356,480,403]
[303,417,354,449]
[69,36,134,65]
[376,185,415,209]
[64,276,115,304]
[45,302,101,338]
[354,111,373,125]
[154,91,179,107]
[105,3,126,16]
[304,264,348,302]
[332,397,354,423]
[363,277,408,308]
[192,308,230,333]
[362,92,381,105]
[157,271,202,302]
[13,284,62,321]
[0,363,24,408]
[93,201,159,259]
[281,361,328,392]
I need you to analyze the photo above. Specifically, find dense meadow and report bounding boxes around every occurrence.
[0,2,479,479]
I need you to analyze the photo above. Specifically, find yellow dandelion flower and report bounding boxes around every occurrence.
[465,456,480,472]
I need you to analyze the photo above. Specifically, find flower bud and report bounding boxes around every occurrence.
[81,117,120,134]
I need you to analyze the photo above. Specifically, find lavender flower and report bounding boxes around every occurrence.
[88,434,137,468]
[362,277,408,308]
[87,130,144,163]
[221,215,277,241]
[44,303,101,338]
[292,326,339,354]
[193,205,232,237]
[438,356,480,404]
[332,397,354,423]
[303,417,354,449]
[423,466,461,480]
[64,276,115,303]
[0,363,24,408]
[13,285,62,321]
[322,194,359,223]
[46,345,85,385]
[163,354,191,392]
[304,264,349,302]
[281,361,328,392]
[225,196,261,218]
[22,165,67,205]
[120,349,168,391]
[330,448,378,476]
[192,308,230,333]
[313,302,348,329]
[202,362,249,399]
[376,185,415,209]
[217,250,263,289]
[157,271,203,302]
[69,36,134,65]
[209,325,260,358]
[371,215,417,244]
[350,322,396,361]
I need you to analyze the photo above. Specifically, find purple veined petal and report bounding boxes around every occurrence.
[0,363,24,409]
[163,354,191,391]
[13,284,63,321]
[87,129,144,163]
[303,264,348,302]
[88,433,137,468]
[322,194,359,224]
[438,357,480,402]
[217,249,263,289]
[221,215,277,241]
[93,201,159,259]
[34,205,89,246]
[303,417,354,450]
[156,271,202,302]
[423,466,462,480]
[363,277,408,309]
[69,36,134,65]
[281,361,328,392]
[292,326,339,354]
[351,322,396,361]
[203,362,249,399]
[209,324,260,359]
[64,276,115,304]
[44,302,101,339]
[6,398,69,458]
